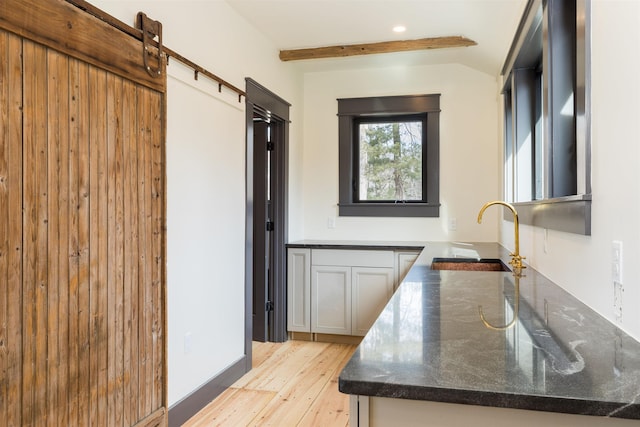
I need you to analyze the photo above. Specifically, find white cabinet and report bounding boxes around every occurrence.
[350,395,636,427]
[287,248,311,332]
[310,264,394,336]
[351,267,394,336]
[394,251,420,290]
[289,248,396,337]
[311,265,352,334]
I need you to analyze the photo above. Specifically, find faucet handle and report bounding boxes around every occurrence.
[509,254,526,268]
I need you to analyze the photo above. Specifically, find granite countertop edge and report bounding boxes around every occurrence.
[337,378,640,420]
[286,239,426,251]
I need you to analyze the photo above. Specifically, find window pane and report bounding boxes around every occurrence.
[534,69,544,200]
[504,90,514,202]
[358,121,423,201]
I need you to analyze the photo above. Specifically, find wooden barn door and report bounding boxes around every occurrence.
[0,1,167,426]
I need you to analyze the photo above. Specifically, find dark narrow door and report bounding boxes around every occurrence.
[252,119,271,342]
[246,78,289,345]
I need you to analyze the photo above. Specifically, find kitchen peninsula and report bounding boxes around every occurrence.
[338,242,640,426]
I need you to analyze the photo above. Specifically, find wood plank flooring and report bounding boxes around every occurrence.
[183,340,357,427]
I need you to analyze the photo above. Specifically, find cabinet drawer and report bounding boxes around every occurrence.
[312,249,394,268]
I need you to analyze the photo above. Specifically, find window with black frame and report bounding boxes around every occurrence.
[502,0,591,235]
[338,94,440,217]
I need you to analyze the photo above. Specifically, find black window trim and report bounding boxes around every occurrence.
[501,0,591,235]
[337,94,441,217]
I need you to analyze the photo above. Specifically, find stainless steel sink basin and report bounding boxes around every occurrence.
[431,257,510,272]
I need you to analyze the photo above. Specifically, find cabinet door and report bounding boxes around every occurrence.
[287,248,311,332]
[352,267,394,336]
[394,251,420,290]
[312,265,352,335]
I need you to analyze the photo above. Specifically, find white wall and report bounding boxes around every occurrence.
[165,63,247,404]
[498,0,640,341]
[299,63,502,242]
[91,0,303,406]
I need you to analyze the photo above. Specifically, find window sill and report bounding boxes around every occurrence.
[509,195,592,235]
[338,203,440,218]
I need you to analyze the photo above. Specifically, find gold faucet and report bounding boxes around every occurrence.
[477,201,526,272]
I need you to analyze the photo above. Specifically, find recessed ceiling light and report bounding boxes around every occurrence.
[393,25,406,33]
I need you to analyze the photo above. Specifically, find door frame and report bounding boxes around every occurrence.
[245,78,289,354]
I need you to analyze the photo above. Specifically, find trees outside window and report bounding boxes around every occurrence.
[357,118,423,202]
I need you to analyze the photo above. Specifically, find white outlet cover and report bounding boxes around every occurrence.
[613,281,623,321]
[612,241,623,284]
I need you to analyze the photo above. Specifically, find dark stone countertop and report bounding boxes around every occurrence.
[338,242,640,419]
[286,240,425,251]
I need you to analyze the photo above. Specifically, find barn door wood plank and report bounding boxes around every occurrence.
[77,59,92,427]
[0,29,24,427]
[113,76,127,427]
[86,67,106,425]
[136,86,150,419]
[88,65,109,427]
[67,50,80,425]
[149,88,164,411]
[105,72,120,427]
[22,39,50,426]
[46,47,70,427]
[140,84,155,418]
[32,43,50,423]
[128,89,141,424]
[0,29,9,426]
[122,78,137,427]
[70,57,92,427]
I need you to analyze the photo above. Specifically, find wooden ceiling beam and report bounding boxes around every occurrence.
[279,36,476,61]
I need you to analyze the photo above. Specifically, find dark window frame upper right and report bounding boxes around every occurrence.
[502,0,591,235]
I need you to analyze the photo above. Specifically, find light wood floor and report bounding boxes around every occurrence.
[182,340,357,427]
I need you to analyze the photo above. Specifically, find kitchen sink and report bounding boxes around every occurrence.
[431,257,510,272]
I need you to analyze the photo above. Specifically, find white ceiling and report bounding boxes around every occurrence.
[225,0,527,75]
